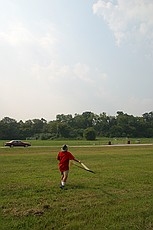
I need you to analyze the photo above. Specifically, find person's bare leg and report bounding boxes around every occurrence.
[61,171,69,187]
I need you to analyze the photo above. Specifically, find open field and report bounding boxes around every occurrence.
[0,137,153,147]
[0,144,153,229]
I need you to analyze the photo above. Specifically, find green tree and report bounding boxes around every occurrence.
[58,123,72,138]
[116,111,137,137]
[94,112,112,137]
[82,111,95,128]
[47,121,59,138]
[142,112,153,137]
[31,118,46,134]
[0,117,19,139]
[19,120,33,139]
[84,127,96,140]
[56,114,73,125]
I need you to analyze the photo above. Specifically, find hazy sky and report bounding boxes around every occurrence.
[0,0,153,121]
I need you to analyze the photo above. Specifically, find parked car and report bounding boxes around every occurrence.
[5,140,31,147]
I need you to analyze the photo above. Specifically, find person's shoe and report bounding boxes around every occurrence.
[60,185,67,190]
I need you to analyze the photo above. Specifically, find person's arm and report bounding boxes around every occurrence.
[68,152,81,163]
[57,153,60,161]
[74,158,81,164]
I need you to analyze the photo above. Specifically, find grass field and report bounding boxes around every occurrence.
[0,143,153,229]
[0,137,153,147]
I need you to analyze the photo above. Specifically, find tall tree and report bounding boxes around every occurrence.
[0,117,19,139]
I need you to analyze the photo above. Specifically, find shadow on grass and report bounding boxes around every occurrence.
[67,183,118,197]
[67,183,87,190]
[101,188,118,199]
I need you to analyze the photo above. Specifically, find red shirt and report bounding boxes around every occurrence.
[57,151,75,172]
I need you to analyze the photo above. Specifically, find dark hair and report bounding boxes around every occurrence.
[62,144,68,151]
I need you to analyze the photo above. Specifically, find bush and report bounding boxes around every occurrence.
[84,127,96,140]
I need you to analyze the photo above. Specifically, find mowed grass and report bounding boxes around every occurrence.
[0,137,153,147]
[0,145,153,229]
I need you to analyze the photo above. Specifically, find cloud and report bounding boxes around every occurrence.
[73,63,92,82]
[0,22,33,45]
[31,59,109,88]
[0,20,99,84]
[93,0,153,48]
[0,20,60,78]
[123,96,153,116]
[31,61,72,82]
[0,21,58,47]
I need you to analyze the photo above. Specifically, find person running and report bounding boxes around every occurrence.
[57,144,81,189]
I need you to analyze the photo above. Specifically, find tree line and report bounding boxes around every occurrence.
[0,111,153,140]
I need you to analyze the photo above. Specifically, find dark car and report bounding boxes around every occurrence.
[5,140,31,147]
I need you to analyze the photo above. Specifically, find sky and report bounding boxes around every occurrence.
[0,0,153,121]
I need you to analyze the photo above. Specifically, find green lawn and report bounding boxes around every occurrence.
[0,144,153,229]
[0,137,153,147]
